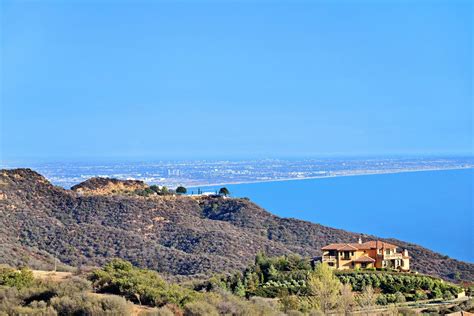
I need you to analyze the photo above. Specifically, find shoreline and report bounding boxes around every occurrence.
[186,166,473,189]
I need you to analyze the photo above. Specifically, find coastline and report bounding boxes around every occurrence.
[187,166,473,189]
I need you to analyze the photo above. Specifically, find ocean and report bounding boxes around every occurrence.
[193,169,473,262]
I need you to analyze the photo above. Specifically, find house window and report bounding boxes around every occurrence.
[361,263,367,268]
[351,252,354,256]
[386,249,391,255]
[343,252,350,260]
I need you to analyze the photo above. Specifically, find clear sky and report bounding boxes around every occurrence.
[1,0,472,162]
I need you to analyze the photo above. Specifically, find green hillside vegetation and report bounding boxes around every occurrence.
[90,259,196,307]
[337,270,462,303]
[0,262,283,316]
[1,258,472,316]
[195,253,466,313]
[0,265,132,315]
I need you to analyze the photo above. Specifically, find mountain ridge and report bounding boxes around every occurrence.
[0,168,472,283]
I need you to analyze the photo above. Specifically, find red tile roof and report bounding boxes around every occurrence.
[321,243,352,250]
[353,255,376,263]
[321,240,398,251]
[338,244,359,251]
[361,241,398,249]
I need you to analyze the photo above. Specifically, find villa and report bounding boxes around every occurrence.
[321,238,410,271]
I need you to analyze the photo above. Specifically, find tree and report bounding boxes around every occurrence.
[267,264,278,281]
[234,279,246,297]
[149,185,160,194]
[306,263,342,313]
[0,267,34,289]
[176,186,187,194]
[219,187,230,196]
[339,283,354,314]
[357,285,376,310]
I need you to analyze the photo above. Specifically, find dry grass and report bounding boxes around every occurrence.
[32,270,73,282]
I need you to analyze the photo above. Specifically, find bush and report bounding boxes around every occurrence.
[0,267,34,289]
[413,290,428,301]
[176,186,187,194]
[95,295,131,314]
[280,295,301,312]
[394,291,406,303]
[376,294,388,305]
[218,187,230,196]
[50,295,80,315]
[55,277,92,297]
[90,259,195,308]
[184,300,219,316]
[50,293,132,315]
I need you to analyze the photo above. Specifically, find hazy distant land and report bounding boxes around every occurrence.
[1,157,472,189]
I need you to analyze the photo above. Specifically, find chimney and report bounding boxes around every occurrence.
[403,249,408,257]
[358,235,362,244]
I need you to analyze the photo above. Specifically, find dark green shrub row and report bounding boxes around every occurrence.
[336,271,461,301]
[197,253,463,305]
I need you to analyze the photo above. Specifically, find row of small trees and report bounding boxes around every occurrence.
[177,186,231,196]
[135,185,230,197]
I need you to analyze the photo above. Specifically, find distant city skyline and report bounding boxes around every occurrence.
[1,0,472,161]
[2,156,472,189]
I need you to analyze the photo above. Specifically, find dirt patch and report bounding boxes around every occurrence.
[32,270,73,282]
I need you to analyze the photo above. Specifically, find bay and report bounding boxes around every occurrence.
[194,169,473,262]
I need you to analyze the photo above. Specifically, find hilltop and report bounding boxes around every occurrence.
[70,177,148,195]
[0,168,473,283]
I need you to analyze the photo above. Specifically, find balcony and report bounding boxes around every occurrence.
[379,253,403,260]
[322,255,337,262]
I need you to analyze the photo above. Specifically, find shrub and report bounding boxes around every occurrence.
[95,295,131,314]
[90,259,195,308]
[394,291,406,303]
[376,294,388,305]
[218,187,230,196]
[184,300,219,316]
[280,295,300,312]
[55,277,92,297]
[0,267,34,289]
[413,290,428,301]
[50,293,132,315]
[50,295,80,315]
[176,186,187,194]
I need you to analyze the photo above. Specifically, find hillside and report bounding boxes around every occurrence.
[0,168,473,283]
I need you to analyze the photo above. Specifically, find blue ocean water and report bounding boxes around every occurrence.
[195,169,473,262]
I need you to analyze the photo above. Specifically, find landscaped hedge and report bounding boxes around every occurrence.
[336,271,462,301]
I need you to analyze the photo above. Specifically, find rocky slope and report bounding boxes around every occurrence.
[0,168,472,282]
[70,177,148,195]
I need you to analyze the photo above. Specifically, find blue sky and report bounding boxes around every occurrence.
[1,0,472,161]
